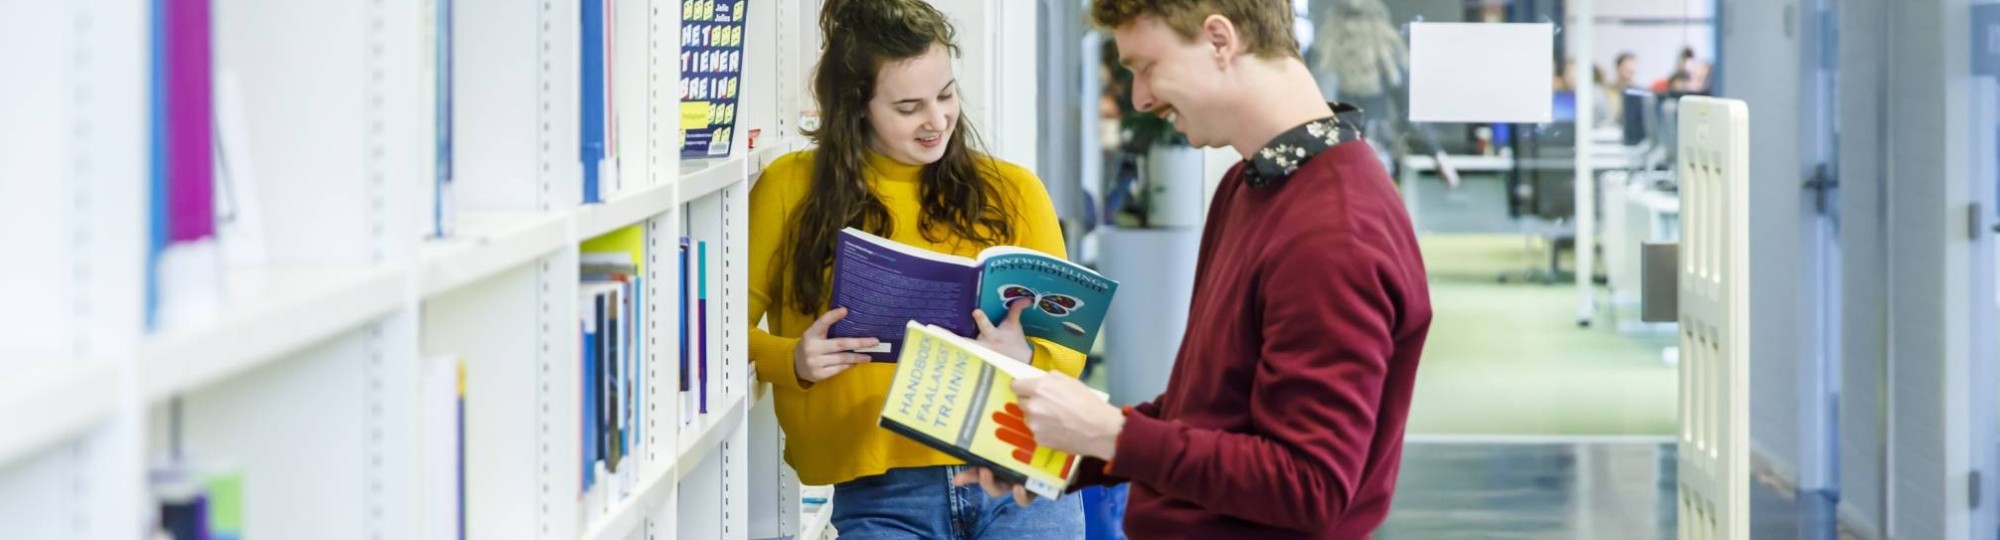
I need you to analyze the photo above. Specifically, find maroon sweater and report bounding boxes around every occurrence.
[1076,140,1431,538]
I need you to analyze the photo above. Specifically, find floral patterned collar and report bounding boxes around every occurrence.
[1243,102,1366,188]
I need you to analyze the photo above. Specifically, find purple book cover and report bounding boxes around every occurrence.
[698,240,708,414]
[826,229,980,362]
[167,0,214,242]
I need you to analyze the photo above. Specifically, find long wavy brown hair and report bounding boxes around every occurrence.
[780,0,1018,315]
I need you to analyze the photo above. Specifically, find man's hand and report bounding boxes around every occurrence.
[972,299,1035,364]
[1012,374,1124,460]
[952,466,1035,507]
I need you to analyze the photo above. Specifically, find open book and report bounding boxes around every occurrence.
[829,228,1117,362]
[879,322,1107,499]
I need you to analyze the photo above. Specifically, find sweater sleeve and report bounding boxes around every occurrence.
[1106,234,1399,532]
[1062,402,1158,493]
[748,153,810,391]
[996,160,1087,378]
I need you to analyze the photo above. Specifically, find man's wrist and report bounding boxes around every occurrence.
[1091,404,1126,460]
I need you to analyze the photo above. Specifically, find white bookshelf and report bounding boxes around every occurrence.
[0,362,120,468]
[799,485,836,540]
[419,212,571,296]
[0,0,835,538]
[139,264,411,402]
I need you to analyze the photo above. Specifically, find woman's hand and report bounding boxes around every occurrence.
[952,466,1036,508]
[793,307,879,384]
[973,299,1035,364]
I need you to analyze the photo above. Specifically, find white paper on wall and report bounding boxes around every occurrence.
[1407,22,1555,124]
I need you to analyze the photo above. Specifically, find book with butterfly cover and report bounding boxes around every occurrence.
[828,228,1117,362]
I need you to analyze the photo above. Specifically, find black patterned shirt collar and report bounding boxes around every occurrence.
[1243,102,1366,188]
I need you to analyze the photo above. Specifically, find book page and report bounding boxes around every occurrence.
[829,230,980,361]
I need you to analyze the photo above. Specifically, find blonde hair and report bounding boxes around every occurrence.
[1089,0,1302,60]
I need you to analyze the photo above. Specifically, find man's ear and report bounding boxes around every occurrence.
[1199,14,1240,69]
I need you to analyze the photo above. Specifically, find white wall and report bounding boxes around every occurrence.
[1884,0,1982,536]
[1716,0,1810,492]
[1836,0,1889,533]
[927,0,1038,170]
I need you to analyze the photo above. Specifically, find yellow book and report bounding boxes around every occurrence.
[878,321,1106,499]
[580,225,645,272]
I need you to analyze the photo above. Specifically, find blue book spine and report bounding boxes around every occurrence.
[579,0,605,203]
[146,0,169,330]
[434,0,453,236]
[632,275,642,444]
[698,240,708,414]
[581,318,597,491]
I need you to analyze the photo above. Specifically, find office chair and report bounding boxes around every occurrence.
[1654,97,1681,177]
[1621,90,1649,147]
[1499,121,1580,285]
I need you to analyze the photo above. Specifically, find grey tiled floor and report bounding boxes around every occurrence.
[1377,442,1838,539]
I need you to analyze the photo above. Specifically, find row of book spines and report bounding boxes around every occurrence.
[678,235,713,426]
[428,0,455,238]
[581,0,623,204]
[580,268,642,497]
[150,465,243,540]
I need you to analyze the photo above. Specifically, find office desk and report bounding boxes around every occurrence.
[1399,154,1514,234]
[1603,174,1680,334]
[1398,152,1641,233]
[1399,149,1649,326]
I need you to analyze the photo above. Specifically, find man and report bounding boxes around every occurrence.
[956,0,1432,537]
[1614,52,1639,90]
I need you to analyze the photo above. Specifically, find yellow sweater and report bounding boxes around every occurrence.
[748,148,1085,486]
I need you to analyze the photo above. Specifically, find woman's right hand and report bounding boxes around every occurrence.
[793,307,879,385]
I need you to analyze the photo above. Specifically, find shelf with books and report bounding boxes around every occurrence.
[0,361,120,468]
[4,0,845,535]
[149,324,398,539]
[579,181,680,240]
[675,389,749,483]
[798,485,835,540]
[419,211,570,297]
[140,264,409,402]
[419,261,542,538]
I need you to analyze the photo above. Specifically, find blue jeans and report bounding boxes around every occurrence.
[831,465,1085,540]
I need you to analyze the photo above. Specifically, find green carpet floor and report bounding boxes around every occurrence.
[1407,234,1678,436]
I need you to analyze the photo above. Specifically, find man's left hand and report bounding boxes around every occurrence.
[1012,374,1124,460]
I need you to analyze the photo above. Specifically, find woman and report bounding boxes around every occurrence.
[745,0,1086,538]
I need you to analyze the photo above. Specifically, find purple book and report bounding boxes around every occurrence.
[826,229,981,362]
[825,228,1119,362]
[167,0,214,242]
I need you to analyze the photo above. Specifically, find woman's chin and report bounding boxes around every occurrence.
[908,146,947,165]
